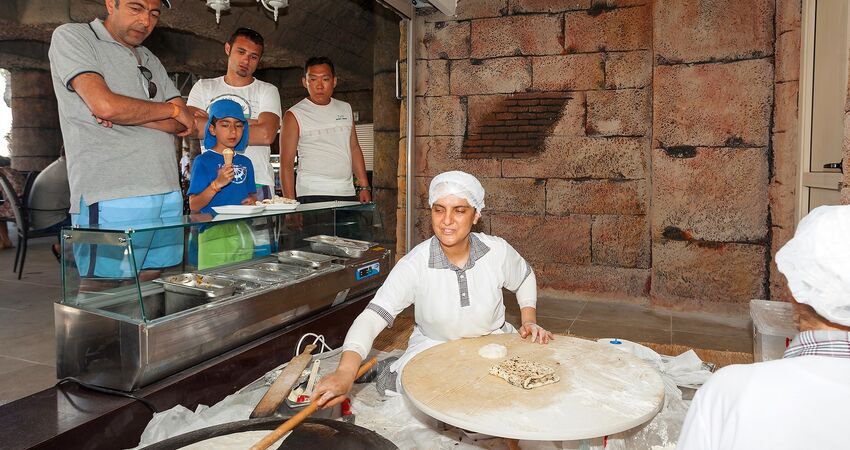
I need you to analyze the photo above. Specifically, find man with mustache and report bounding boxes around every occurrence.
[49,0,195,279]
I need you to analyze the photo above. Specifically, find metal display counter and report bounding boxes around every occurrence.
[54,201,390,391]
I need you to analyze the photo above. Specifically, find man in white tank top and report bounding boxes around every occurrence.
[280,57,371,204]
[188,28,281,200]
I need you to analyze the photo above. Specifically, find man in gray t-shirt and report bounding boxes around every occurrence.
[48,0,196,279]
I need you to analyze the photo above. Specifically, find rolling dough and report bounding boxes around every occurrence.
[478,343,508,359]
[489,356,560,389]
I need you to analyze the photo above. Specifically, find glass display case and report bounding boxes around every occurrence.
[55,202,392,391]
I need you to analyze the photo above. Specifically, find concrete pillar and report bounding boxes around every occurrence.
[372,7,401,248]
[9,69,61,171]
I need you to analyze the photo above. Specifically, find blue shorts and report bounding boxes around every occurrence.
[72,191,184,279]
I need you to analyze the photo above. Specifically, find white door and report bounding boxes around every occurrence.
[799,0,848,219]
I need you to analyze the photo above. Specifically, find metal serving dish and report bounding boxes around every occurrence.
[277,250,336,269]
[304,235,375,258]
[154,274,237,298]
[227,268,294,284]
[253,262,312,277]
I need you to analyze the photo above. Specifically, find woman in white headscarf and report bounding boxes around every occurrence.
[313,171,553,407]
[677,205,850,450]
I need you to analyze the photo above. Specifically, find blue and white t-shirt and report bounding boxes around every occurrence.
[188,151,256,214]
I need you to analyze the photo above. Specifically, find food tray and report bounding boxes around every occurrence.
[304,235,374,258]
[212,205,266,215]
[276,250,336,269]
[226,268,294,284]
[252,263,312,277]
[154,273,237,298]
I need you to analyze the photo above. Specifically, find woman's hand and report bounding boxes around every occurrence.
[310,369,357,409]
[519,322,553,344]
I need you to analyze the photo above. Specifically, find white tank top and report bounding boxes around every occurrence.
[288,98,355,197]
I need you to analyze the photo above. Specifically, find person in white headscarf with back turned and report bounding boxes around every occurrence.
[677,205,850,450]
[312,170,553,407]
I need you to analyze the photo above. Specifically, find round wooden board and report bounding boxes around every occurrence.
[401,334,665,441]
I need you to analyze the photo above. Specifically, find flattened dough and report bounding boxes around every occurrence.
[478,343,508,359]
[489,356,560,389]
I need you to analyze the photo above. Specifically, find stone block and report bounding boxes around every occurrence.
[773,81,798,134]
[10,128,62,159]
[415,59,450,97]
[547,179,647,215]
[770,129,799,227]
[450,57,532,95]
[415,136,502,177]
[592,0,648,7]
[467,94,506,134]
[480,177,545,214]
[775,29,801,83]
[9,69,54,98]
[423,0,508,21]
[651,147,769,242]
[10,156,58,172]
[472,15,564,58]
[373,187,398,244]
[418,21,470,60]
[415,96,466,137]
[372,131,401,189]
[653,59,773,147]
[769,180,797,234]
[10,97,59,128]
[550,91,586,136]
[398,137,407,177]
[531,54,605,91]
[651,240,767,307]
[396,207,406,258]
[537,263,651,299]
[592,215,650,268]
[654,0,773,64]
[605,50,651,89]
[490,214,592,264]
[373,73,401,130]
[503,136,648,179]
[777,0,802,34]
[565,5,651,53]
[586,88,650,136]
[512,0,590,13]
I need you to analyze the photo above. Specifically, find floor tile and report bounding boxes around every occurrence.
[578,301,671,331]
[0,330,56,366]
[568,319,671,345]
[673,331,753,353]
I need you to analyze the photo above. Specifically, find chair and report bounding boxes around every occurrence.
[0,171,62,279]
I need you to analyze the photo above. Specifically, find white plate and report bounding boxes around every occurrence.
[212,205,266,215]
[264,203,299,211]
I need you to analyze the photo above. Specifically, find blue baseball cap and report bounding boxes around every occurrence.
[204,99,249,152]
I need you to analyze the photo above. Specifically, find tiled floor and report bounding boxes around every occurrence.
[0,225,754,406]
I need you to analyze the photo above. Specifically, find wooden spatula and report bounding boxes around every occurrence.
[249,344,316,419]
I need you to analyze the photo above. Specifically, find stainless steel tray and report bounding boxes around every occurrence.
[276,250,336,269]
[253,263,312,277]
[227,268,294,284]
[154,274,237,298]
[304,235,375,258]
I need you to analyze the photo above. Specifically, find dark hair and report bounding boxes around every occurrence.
[228,28,264,50]
[304,56,335,77]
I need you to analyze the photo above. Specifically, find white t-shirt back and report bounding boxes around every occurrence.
[287,97,355,197]
[187,76,281,187]
[677,356,850,450]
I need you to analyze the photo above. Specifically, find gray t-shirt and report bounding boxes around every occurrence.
[48,19,181,213]
[28,156,70,230]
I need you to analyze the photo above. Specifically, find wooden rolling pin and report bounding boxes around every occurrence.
[249,357,378,450]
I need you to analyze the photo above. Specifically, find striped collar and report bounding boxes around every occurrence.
[783,330,850,359]
[428,233,490,271]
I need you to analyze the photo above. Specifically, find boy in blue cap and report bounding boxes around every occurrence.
[188,99,257,213]
[188,99,257,269]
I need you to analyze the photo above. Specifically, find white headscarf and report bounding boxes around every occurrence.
[428,171,486,213]
[775,205,850,327]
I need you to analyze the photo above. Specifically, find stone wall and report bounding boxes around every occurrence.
[401,0,802,312]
